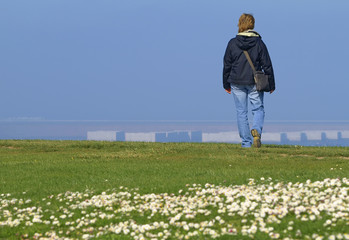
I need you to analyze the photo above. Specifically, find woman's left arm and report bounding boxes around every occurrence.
[260,40,275,92]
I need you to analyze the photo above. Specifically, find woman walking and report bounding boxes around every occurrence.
[223,13,275,148]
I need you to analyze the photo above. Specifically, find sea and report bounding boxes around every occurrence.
[1,120,349,147]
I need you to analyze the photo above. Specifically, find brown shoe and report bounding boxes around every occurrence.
[251,129,261,148]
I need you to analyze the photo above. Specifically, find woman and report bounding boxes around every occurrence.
[223,13,275,148]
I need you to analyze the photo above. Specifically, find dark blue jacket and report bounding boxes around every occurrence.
[223,30,275,91]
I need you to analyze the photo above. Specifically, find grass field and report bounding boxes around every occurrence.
[0,140,349,239]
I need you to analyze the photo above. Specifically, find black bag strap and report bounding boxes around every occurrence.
[243,50,256,74]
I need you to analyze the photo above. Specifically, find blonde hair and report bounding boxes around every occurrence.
[238,13,255,33]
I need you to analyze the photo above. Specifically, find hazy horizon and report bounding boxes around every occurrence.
[2,120,349,147]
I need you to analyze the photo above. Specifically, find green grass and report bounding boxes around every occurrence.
[1,140,349,239]
[1,140,348,200]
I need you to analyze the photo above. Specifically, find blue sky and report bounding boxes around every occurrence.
[1,0,349,121]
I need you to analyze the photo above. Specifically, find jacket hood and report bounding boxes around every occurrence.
[235,30,261,51]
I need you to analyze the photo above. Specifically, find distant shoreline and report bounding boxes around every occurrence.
[2,119,349,123]
[1,121,349,146]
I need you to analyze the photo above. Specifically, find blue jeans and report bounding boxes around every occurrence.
[231,84,265,148]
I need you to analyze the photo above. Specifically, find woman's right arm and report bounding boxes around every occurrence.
[223,41,233,91]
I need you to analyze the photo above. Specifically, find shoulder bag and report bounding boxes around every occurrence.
[243,51,271,92]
